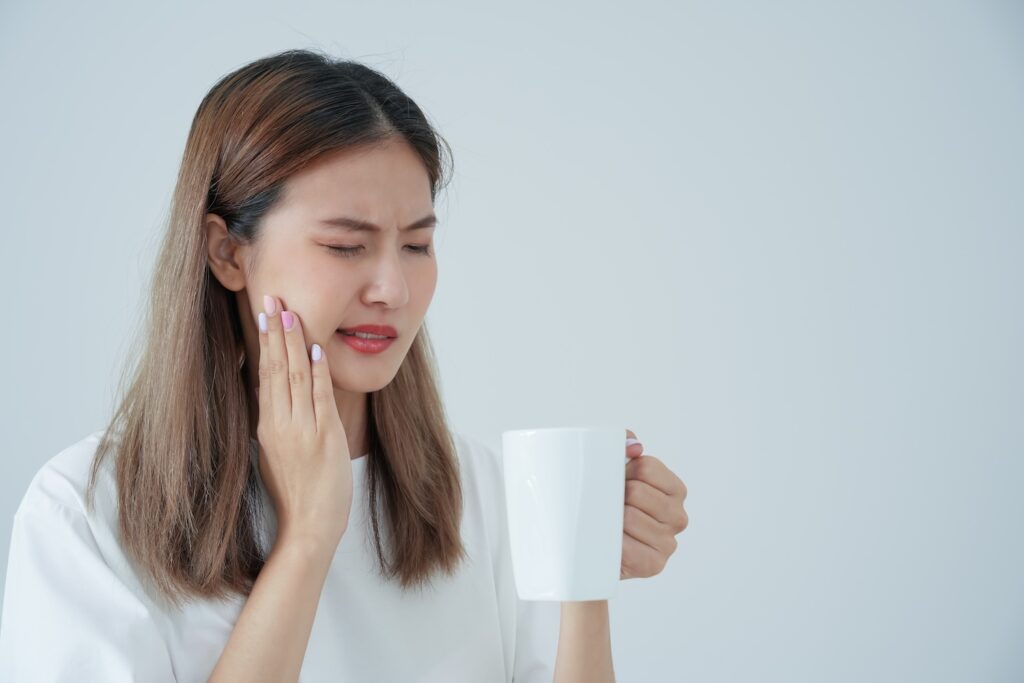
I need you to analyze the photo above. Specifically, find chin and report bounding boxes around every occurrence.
[328,364,402,393]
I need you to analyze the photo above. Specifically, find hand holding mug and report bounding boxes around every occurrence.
[621,429,688,581]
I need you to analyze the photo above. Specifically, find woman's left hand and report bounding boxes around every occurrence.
[621,428,689,580]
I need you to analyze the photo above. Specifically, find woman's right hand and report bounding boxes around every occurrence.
[255,294,354,556]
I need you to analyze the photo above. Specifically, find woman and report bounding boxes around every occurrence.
[0,48,688,682]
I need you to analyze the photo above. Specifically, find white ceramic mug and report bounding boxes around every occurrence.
[501,426,628,601]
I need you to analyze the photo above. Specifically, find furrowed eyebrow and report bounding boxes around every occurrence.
[317,213,438,232]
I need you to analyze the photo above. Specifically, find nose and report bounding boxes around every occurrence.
[361,249,410,308]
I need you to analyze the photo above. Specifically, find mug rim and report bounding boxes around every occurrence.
[501,426,623,435]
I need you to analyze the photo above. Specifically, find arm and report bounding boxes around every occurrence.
[552,600,615,683]
[207,535,335,683]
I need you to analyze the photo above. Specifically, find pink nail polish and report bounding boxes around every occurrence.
[281,311,294,330]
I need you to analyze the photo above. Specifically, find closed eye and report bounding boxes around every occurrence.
[326,245,433,257]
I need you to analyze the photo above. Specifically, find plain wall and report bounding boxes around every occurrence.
[1,0,1021,680]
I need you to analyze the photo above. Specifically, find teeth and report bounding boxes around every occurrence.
[341,331,390,340]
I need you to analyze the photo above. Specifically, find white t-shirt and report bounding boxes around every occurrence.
[0,429,560,682]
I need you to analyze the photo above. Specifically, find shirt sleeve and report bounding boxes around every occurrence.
[0,497,177,682]
[512,597,561,682]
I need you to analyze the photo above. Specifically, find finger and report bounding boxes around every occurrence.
[310,338,339,435]
[626,455,678,497]
[625,478,679,526]
[625,429,644,456]
[256,308,272,427]
[263,294,291,425]
[624,504,677,556]
[622,530,668,577]
[280,309,313,427]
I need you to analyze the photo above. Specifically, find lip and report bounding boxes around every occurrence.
[337,324,398,338]
[336,329,396,354]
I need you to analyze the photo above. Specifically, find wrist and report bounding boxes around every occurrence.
[274,529,341,568]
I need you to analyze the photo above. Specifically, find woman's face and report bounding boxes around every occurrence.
[234,138,438,392]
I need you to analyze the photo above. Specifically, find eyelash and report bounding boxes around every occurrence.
[326,245,433,258]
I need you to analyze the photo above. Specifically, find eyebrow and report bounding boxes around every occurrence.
[317,213,438,233]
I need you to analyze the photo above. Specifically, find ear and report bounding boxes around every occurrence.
[205,213,248,292]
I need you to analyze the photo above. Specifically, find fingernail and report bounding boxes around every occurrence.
[258,312,267,333]
[626,437,643,449]
[312,343,322,362]
[263,294,277,316]
[281,311,295,330]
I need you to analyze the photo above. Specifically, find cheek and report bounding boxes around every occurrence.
[283,271,352,328]
[421,260,438,288]
[417,269,438,304]
[304,265,360,299]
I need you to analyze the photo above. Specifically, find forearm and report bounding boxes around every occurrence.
[208,537,335,683]
[552,600,615,683]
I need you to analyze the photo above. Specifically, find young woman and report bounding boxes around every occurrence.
[0,48,688,682]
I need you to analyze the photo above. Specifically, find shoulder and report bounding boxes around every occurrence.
[449,429,509,551]
[15,428,117,526]
[0,432,178,680]
[9,430,186,613]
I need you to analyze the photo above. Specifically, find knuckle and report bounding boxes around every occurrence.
[266,357,286,374]
[288,369,307,385]
[633,458,647,478]
[641,457,658,478]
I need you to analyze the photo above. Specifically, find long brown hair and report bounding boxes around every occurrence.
[84,48,467,611]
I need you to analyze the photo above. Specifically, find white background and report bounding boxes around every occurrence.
[1,1,1021,681]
